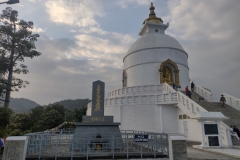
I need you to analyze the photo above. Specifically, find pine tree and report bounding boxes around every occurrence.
[0,7,41,107]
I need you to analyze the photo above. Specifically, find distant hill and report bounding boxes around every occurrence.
[9,97,40,113]
[4,98,92,113]
[54,98,92,110]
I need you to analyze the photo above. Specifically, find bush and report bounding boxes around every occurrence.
[23,130,32,135]
[9,129,23,136]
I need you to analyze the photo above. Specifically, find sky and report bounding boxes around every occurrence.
[1,0,239,105]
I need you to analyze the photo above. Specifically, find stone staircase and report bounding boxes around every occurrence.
[190,92,240,129]
[182,91,240,146]
[232,138,240,146]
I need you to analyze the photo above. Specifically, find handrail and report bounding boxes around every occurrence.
[222,93,240,111]
[194,84,213,102]
[177,91,207,118]
[163,82,176,93]
[105,92,178,106]
[107,84,164,98]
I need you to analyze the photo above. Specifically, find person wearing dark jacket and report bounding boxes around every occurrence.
[220,95,226,107]
[233,126,240,137]
[191,82,195,92]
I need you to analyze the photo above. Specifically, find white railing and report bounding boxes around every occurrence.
[105,92,178,106]
[220,122,232,146]
[222,93,240,111]
[194,84,213,102]
[163,82,176,93]
[177,91,207,118]
[105,83,232,146]
[108,85,164,98]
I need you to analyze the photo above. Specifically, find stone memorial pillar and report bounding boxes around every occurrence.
[72,80,121,151]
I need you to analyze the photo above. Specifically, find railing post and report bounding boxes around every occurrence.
[38,135,43,160]
[127,133,129,159]
[87,136,90,160]
[55,134,59,160]
[71,141,73,160]
[112,135,114,160]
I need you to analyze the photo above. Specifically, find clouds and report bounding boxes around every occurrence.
[9,0,240,105]
[166,0,240,99]
[117,0,150,8]
[168,0,240,41]
[45,0,104,27]
[31,27,45,33]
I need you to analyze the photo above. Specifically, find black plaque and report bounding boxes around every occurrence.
[91,80,105,117]
[208,136,219,146]
[134,135,148,142]
[204,124,218,135]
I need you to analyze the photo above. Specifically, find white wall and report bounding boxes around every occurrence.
[120,104,162,132]
[177,108,202,142]
[105,105,121,122]
[86,102,92,116]
[105,103,180,134]
[124,48,189,90]
[162,105,179,133]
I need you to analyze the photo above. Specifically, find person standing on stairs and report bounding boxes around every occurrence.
[233,126,240,137]
[230,125,239,140]
[220,95,226,107]
[191,82,195,92]
[173,83,176,90]
[188,91,192,99]
[185,86,189,96]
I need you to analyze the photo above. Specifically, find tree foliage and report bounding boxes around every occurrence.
[44,103,65,117]
[74,106,87,122]
[29,106,44,128]
[0,7,41,107]
[2,104,87,136]
[0,106,13,137]
[37,109,64,131]
[8,113,31,131]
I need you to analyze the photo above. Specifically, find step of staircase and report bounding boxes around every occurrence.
[232,140,240,146]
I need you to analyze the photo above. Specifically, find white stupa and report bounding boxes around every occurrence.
[87,3,232,148]
[123,3,189,89]
[105,3,189,133]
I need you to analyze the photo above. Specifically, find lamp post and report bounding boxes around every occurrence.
[0,0,19,4]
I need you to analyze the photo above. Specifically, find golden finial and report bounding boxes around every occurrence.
[145,2,163,23]
[149,2,156,18]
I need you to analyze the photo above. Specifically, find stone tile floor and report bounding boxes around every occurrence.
[203,148,240,159]
[187,141,239,160]
[187,146,238,160]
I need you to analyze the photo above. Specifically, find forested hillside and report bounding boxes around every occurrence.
[54,98,91,110]
[4,98,92,113]
[9,98,40,113]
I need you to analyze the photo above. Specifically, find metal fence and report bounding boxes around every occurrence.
[26,130,169,159]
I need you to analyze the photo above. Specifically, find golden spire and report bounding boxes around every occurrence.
[145,2,163,23]
[149,2,156,18]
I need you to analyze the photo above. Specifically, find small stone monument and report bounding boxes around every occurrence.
[2,136,28,160]
[71,80,122,151]
[168,135,187,160]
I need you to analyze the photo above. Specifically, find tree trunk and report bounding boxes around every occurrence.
[4,45,14,107]
[4,24,15,107]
